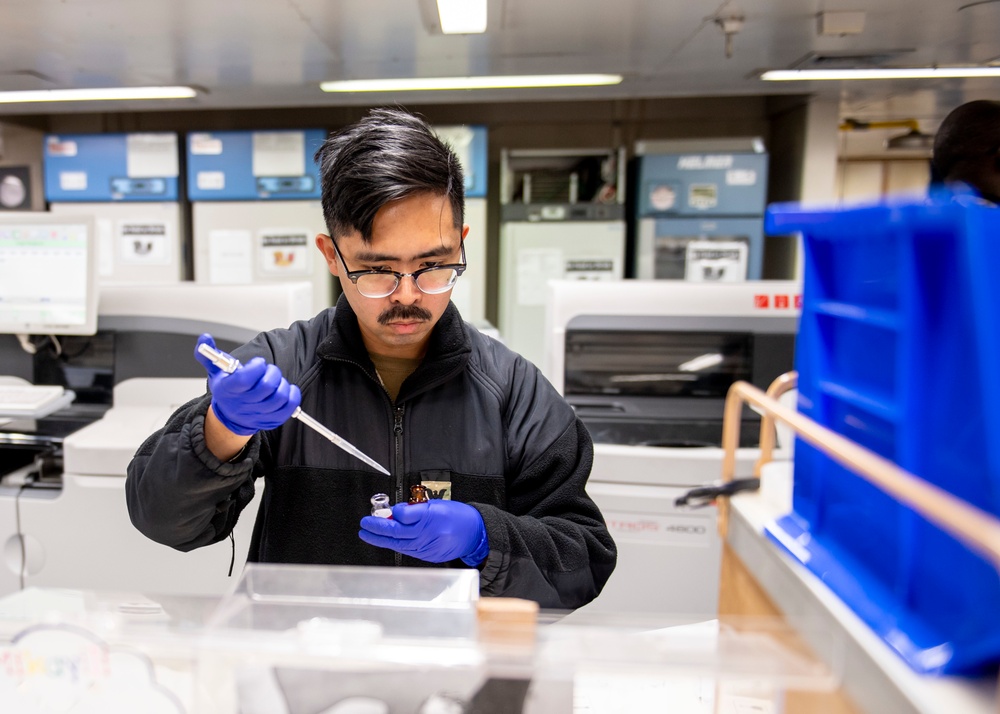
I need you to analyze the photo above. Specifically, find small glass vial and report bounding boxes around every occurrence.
[408,484,429,504]
[370,493,392,518]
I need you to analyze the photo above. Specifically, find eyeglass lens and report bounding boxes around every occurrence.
[355,267,459,297]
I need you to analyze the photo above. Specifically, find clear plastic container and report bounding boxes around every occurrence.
[207,563,479,640]
[0,573,851,714]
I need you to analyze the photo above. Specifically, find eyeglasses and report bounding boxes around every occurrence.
[329,235,467,299]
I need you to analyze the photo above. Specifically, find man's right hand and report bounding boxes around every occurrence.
[194,334,302,437]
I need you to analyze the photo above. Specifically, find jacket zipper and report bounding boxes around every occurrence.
[393,405,405,567]
[331,356,407,566]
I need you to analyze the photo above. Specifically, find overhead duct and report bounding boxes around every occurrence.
[840,118,934,151]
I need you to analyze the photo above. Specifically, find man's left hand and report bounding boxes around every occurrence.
[359,500,489,566]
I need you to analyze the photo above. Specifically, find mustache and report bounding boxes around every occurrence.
[378,304,433,325]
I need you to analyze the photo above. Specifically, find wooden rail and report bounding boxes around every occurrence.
[720,378,1000,572]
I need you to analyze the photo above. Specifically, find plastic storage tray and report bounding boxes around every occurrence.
[763,196,1000,675]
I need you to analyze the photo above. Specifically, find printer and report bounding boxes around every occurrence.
[544,280,799,618]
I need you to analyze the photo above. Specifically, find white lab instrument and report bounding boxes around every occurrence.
[98,281,314,338]
[0,378,261,597]
[499,220,626,366]
[497,148,626,366]
[632,138,769,282]
[545,280,800,619]
[50,202,184,284]
[192,200,333,314]
[188,129,334,314]
[432,124,490,326]
[0,282,316,598]
[45,132,186,285]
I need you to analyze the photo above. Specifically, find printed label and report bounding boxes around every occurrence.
[684,240,747,282]
[47,138,78,157]
[648,183,677,211]
[726,168,757,186]
[688,183,718,210]
[190,133,223,155]
[59,171,87,191]
[197,171,225,190]
[677,155,734,170]
[421,480,452,500]
[258,230,310,275]
[602,510,713,547]
[118,221,171,265]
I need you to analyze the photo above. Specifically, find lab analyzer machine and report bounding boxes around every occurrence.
[545,280,799,619]
[0,221,314,597]
[633,139,768,282]
[433,125,489,326]
[0,199,315,599]
[498,147,626,367]
[44,132,185,284]
[188,129,333,312]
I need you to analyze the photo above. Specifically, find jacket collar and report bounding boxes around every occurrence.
[317,294,472,395]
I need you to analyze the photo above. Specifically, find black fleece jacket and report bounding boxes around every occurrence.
[125,297,617,610]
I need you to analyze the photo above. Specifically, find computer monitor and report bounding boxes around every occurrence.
[0,213,98,336]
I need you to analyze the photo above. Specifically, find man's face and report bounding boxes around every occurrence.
[316,192,469,359]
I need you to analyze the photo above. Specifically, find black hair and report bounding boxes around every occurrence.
[314,107,465,242]
[931,100,1000,185]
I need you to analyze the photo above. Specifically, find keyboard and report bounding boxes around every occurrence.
[0,384,74,418]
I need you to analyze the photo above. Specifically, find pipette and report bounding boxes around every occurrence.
[197,342,390,476]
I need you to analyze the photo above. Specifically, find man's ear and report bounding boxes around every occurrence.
[461,224,470,241]
[315,234,339,276]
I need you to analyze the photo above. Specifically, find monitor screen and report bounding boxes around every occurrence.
[0,213,98,336]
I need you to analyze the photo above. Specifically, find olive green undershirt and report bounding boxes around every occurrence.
[369,352,421,402]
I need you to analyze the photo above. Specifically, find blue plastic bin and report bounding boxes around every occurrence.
[764,195,1000,675]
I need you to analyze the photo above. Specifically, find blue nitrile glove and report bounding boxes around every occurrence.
[193,334,302,437]
[359,500,489,566]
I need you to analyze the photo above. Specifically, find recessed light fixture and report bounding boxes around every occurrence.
[436,0,487,34]
[0,86,199,103]
[320,74,623,92]
[761,67,1000,81]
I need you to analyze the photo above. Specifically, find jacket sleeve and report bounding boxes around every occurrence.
[125,327,308,551]
[125,394,263,552]
[474,359,617,610]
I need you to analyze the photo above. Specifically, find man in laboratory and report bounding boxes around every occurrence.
[126,108,617,610]
[930,99,1000,205]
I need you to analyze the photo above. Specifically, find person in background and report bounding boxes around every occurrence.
[930,99,1000,205]
[125,107,617,610]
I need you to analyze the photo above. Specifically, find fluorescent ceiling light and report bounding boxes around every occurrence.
[761,67,1000,81]
[321,74,623,92]
[0,86,198,103]
[437,0,487,34]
